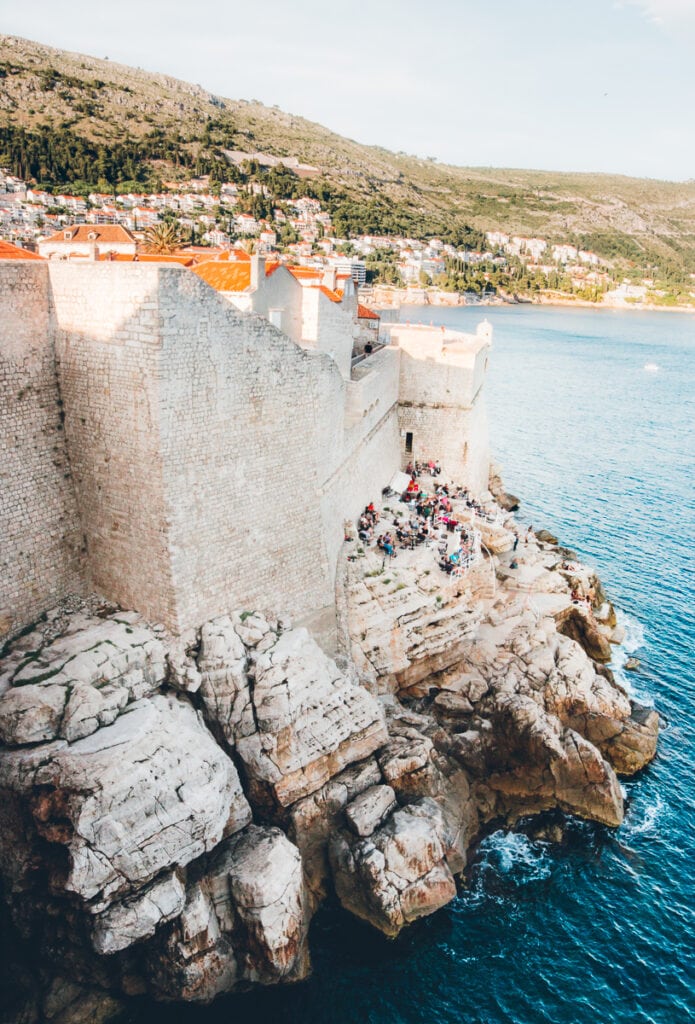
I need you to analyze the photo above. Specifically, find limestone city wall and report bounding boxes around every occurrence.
[0,261,85,642]
[319,405,402,604]
[1,261,493,645]
[48,262,179,627]
[48,264,348,635]
[345,346,400,434]
[397,397,490,494]
[250,265,304,352]
[154,269,344,633]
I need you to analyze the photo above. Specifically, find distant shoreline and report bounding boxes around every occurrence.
[361,287,695,316]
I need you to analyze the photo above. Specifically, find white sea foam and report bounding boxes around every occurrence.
[623,794,665,838]
[611,610,654,704]
[475,831,552,884]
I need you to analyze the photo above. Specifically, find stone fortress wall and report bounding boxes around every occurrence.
[0,262,86,640]
[0,261,491,644]
[386,322,492,490]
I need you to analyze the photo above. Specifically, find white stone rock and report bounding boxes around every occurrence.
[0,683,67,745]
[0,613,166,746]
[211,825,310,984]
[346,785,397,838]
[1,694,251,908]
[197,616,254,743]
[330,798,456,937]
[236,629,387,807]
[92,872,185,955]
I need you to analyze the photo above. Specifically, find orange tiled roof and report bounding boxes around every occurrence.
[312,285,343,303]
[193,261,251,291]
[193,258,282,292]
[357,303,380,321]
[0,240,44,260]
[288,266,322,280]
[42,224,136,244]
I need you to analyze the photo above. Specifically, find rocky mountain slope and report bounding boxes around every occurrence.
[1,34,695,270]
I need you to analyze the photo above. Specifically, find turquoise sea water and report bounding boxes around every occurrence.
[137,305,695,1024]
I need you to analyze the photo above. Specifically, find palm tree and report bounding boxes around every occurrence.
[143,221,183,254]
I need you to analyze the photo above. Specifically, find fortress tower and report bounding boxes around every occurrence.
[386,320,492,491]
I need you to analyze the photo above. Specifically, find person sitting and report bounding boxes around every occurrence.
[382,533,396,558]
[434,460,442,476]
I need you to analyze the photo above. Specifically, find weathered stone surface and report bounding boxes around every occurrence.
[556,605,613,663]
[0,694,251,906]
[0,613,166,746]
[488,466,520,511]
[40,977,124,1024]
[0,682,68,745]
[346,556,482,692]
[145,825,310,1000]
[329,798,456,937]
[602,704,659,775]
[463,695,624,828]
[91,872,185,955]
[235,628,387,808]
[166,638,202,694]
[536,529,558,545]
[223,826,310,985]
[143,880,239,1003]
[197,616,254,745]
[288,757,383,905]
[345,785,397,838]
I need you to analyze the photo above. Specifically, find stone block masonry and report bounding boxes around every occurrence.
[48,263,347,635]
[0,262,85,642]
[387,323,491,491]
[1,261,492,645]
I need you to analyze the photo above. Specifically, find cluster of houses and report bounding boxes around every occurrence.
[484,231,609,290]
[0,167,652,300]
[0,171,324,252]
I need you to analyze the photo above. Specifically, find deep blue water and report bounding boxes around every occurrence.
[136,305,695,1024]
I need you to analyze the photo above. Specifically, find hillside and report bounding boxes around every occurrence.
[2,33,695,277]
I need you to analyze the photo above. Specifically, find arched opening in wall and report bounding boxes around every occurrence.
[405,432,413,454]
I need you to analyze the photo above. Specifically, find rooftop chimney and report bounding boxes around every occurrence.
[322,266,338,292]
[250,254,266,291]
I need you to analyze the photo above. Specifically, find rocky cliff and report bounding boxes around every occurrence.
[0,490,658,1021]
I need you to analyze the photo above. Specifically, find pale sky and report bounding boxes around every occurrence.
[2,0,694,181]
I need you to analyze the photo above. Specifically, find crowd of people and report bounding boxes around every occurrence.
[354,465,482,576]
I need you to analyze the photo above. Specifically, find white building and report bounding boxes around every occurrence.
[38,225,138,259]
